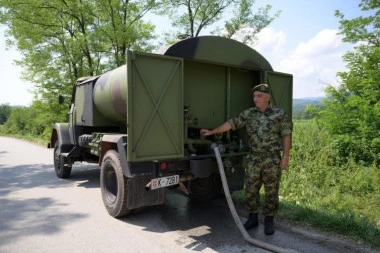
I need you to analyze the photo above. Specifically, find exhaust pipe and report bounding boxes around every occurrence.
[145,182,152,191]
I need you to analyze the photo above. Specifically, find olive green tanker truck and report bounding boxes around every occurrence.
[49,36,293,218]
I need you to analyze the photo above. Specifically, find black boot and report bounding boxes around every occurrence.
[264,216,274,235]
[243,213,258,230]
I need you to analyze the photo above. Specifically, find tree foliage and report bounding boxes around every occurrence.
[318,0,380,165]
[0,104,12,125]
[3,101,67,140]
[159,0,279,43]
[0,0,158,108]
[222,0,279,43]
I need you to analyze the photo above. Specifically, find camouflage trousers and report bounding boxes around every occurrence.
[244,153,282,216]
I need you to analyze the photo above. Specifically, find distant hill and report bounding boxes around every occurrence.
[293,97,324,107]
[293,97,324,103]
[292,97,324,119]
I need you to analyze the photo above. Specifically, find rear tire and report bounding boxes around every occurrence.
[188,173,222,201]
[100,150,131,218]
[53,142,72,178]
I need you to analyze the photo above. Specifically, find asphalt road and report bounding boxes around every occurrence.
[0,136,378,253]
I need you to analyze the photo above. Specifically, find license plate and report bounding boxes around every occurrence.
[150,175,179,190]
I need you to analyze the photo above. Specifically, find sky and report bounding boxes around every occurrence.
[0,0,369,106]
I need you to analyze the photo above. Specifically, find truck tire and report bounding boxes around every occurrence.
[53,142,72,178]
[100,150,131,218]
[188,173,222,201]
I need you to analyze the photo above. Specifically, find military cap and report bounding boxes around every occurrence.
[251,84,271,94]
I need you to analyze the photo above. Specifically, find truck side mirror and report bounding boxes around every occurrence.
[58,95,64,104]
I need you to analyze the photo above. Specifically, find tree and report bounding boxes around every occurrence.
[222,0,279,44]
[318,0,380,165]
[0,0,158,108]
[3,106,31,135]
[158,0,279,43]
[0,104,12,125]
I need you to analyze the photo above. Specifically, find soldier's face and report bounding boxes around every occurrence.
[253,91,270,111]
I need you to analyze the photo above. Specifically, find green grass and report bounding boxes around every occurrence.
[0,129,48,146]
[232,120,380,249]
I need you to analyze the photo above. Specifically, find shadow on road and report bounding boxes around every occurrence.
[0,197,87,246]
[0,164,70,195]
[70,164,100,188]
[0,163,95,247]
[119,190,253,252]
[0,162,100,195]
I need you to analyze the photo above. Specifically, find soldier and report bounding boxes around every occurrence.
[200,83,292,235]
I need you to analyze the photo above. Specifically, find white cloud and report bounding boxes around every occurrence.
[252,27,287,56]
[295,29,342,56]
[252,28,351,98]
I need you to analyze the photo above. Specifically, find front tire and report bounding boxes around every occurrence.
[53,142,72,178]
[100,150,131,218]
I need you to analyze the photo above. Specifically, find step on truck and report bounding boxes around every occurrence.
[49,36,293,218]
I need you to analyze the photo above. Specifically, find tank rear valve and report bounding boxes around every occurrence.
[210,143,225,154]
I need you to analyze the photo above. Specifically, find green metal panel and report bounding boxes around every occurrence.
[127,51,184,162]
[184,61,226,129]
[74,84,85,125]
[229,67,257,117]
[264,71,293,120]
[183,62,260,129]
[161,36,273,71]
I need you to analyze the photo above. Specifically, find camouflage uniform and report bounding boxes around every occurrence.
[228,106,292,216]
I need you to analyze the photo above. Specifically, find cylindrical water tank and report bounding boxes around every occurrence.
[93,65,128,122]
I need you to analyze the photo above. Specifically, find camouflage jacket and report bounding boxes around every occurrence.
[228,106,292,153]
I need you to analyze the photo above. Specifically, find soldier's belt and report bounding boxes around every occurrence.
[251,151,280,158]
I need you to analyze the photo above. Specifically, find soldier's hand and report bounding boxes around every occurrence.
[280,156,289,170]
[200,129,211,136]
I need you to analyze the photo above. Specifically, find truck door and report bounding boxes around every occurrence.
[68,103,76,145]
[263,71,293,119]
[127,51,184,162]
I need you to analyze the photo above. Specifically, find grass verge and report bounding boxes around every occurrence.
[231,190,379,249]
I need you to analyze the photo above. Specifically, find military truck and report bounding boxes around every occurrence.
[49,36,293,218]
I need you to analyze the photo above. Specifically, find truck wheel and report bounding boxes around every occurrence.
[53,142,72,178]
[100,150,131,218]
[188,173,222,201]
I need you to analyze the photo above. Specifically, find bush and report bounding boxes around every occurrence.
[278,120,379,247]
[1,100,66,142]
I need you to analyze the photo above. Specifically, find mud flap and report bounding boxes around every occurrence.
[190,158,213,178]
[127,175,165,209]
